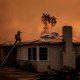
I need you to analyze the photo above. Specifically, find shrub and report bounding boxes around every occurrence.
[37,66,78,80]
[20,61,35,72]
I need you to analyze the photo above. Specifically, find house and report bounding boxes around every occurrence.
[0,26,80,72]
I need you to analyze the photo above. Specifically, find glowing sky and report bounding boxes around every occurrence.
[0,0,80,43]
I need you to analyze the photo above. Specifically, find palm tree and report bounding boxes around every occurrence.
[42,13,51,26]
[41,13,57,38]
[41,13,49,34]
[42,13,47,26]
[47,14,51,24]
[50,16,57,33]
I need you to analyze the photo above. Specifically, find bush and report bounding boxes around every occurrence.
[57,66,78,80]
[20,61,35,72]
[37,71,57,80]
[37,66,78,80]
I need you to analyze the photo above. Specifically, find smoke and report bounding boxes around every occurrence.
[0,0,80,43]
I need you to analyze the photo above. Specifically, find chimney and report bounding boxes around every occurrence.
[63,26,75,68]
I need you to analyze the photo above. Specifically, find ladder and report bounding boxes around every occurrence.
[0,42,18,67]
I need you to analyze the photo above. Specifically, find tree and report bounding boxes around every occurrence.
[50,16,57,33]
[41,13,57,33]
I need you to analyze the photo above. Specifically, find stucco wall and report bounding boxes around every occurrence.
[37,45,63,72]
[17,44,63,72]
[49,45,63,69]
[17,45,37,71]
[17,44,80,72]
[17,46,28,60]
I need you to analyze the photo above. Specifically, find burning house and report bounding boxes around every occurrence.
[0,26,80,72]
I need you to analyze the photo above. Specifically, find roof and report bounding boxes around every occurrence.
[17,38,80,46]
[0,37,80,46]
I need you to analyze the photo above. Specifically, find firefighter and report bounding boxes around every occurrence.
[15,31,21,43]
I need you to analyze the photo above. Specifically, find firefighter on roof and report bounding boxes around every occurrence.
[15,31,21,43]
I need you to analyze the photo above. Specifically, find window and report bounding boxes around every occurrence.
[28,48,36,60]
[39,48,48,60]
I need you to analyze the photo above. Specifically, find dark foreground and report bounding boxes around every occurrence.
[0,67,37,80]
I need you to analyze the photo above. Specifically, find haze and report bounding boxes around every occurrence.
[0,0,80,43]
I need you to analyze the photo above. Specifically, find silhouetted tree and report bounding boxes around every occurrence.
[42,13,49,26]
[41,13,57,34]
[50,16,57,32]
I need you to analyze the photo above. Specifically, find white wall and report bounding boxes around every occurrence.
[17,44,63,72]
[17,46,28,60]
[36,45,63,72]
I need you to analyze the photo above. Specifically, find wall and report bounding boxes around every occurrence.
[37,44,63,72]
[73,44,80,70]
[17,46,28,60]
[17,45,37,71]
[17,44,63,72]
[49,45,63,69]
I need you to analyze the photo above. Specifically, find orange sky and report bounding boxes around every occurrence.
[0,0,80,43]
